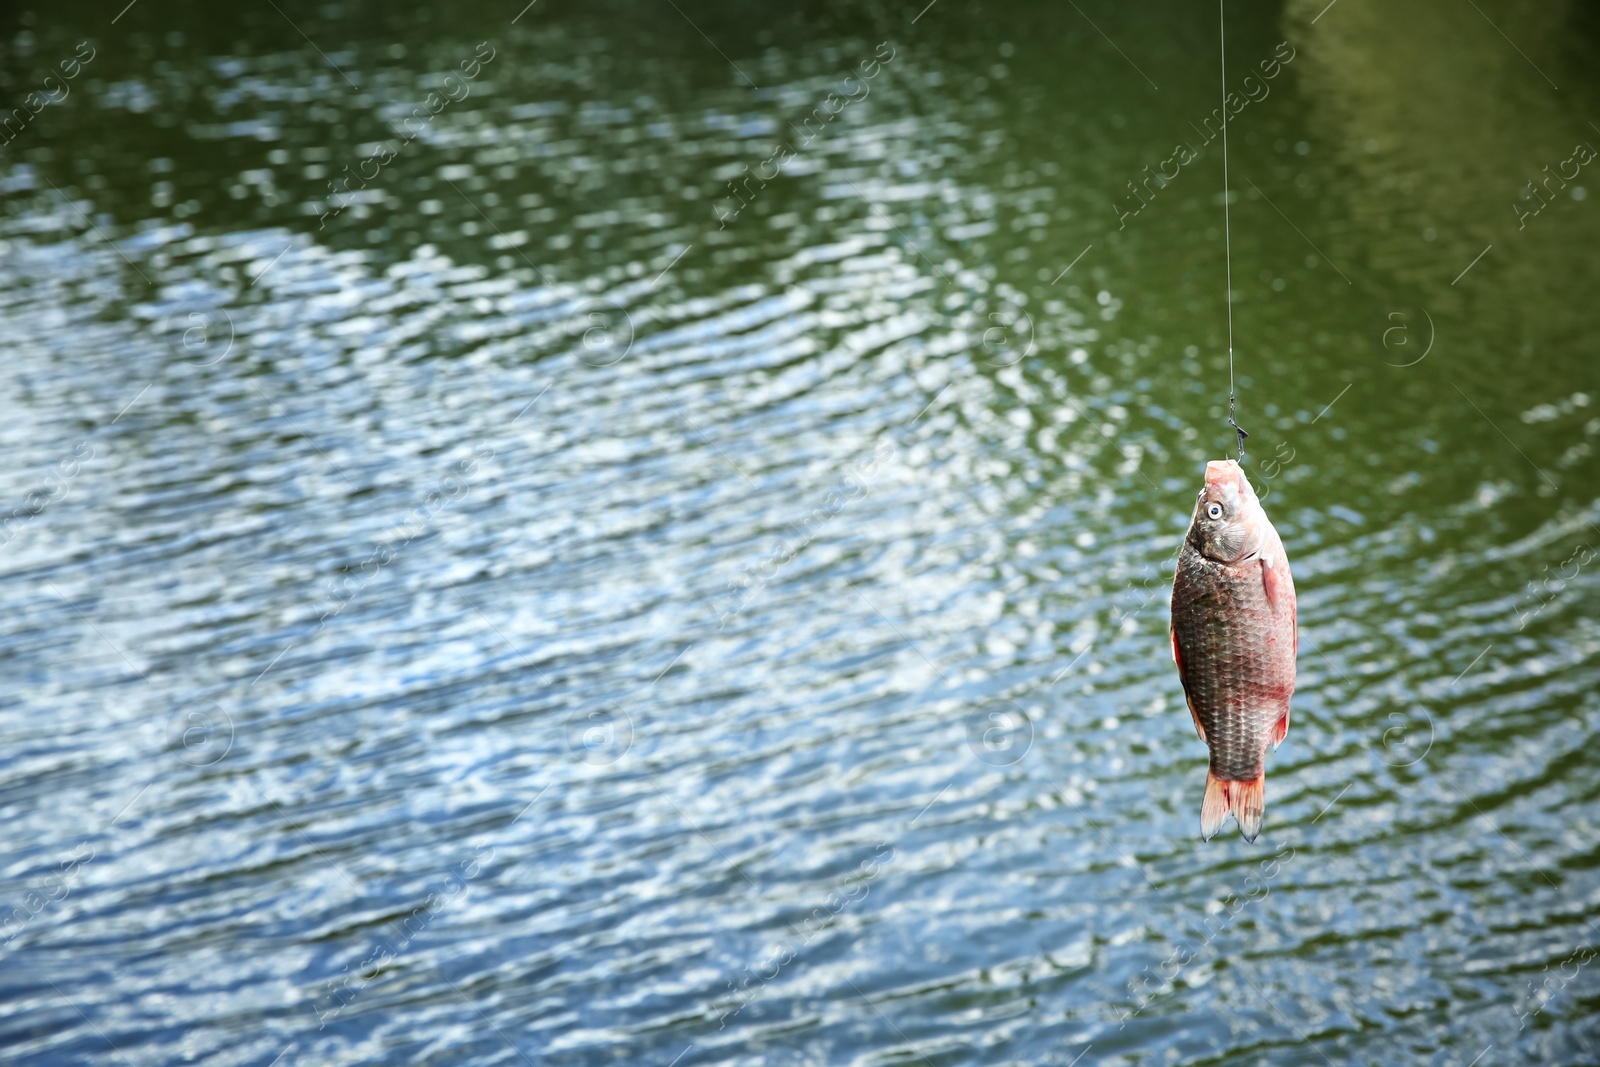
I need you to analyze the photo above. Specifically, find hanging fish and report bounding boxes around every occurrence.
[1169,459,1297,842]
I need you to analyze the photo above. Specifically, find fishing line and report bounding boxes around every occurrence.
[1218,0,1247,464]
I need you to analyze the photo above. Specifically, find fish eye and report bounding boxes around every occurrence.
[1206,502,1223,520]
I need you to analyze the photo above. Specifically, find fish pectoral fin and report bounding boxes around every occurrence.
[1260,552,1283,612]
[1271,707,1289,750]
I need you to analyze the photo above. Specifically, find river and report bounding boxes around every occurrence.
[1,0,1598,1063]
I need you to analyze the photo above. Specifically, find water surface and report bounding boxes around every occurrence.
[2,0,1599,1063]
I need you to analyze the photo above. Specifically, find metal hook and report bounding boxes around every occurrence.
[1228,390,1248,464]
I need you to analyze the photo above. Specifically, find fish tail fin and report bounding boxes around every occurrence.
[1201,772,1230,840]
[1200,771,1267,843]
[1232,775,1265,843]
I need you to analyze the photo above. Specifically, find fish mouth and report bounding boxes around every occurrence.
[1204,459,1255,502]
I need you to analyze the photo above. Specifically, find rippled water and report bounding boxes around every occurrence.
[3,1,1599,1063]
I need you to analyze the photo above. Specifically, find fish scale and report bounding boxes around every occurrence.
[1169,460,1297,842]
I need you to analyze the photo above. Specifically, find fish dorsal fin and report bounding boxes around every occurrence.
[1170,624,1207,744]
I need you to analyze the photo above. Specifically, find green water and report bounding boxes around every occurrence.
[1,0,1598,1063]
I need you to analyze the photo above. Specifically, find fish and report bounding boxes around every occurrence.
[1169,459,1297,842]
